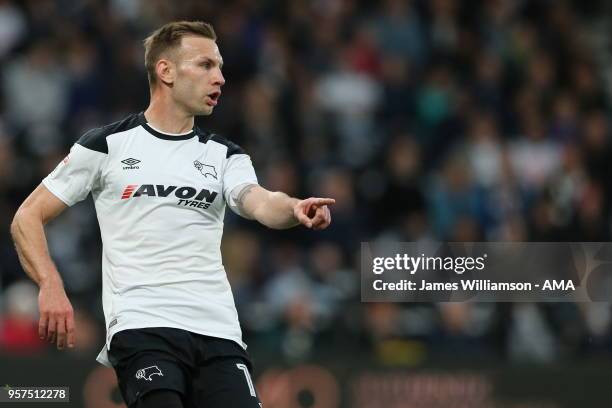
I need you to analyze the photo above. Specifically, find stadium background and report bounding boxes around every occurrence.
[0,0,612,407]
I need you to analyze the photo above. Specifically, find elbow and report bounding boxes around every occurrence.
[11,207,34,241]
[10,211,23,242]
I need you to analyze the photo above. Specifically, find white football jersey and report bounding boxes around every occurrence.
[42,112,258,367]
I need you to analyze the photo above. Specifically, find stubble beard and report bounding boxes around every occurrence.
[182,99,213,117]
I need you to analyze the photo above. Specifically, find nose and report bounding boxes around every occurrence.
[213,68,225,87]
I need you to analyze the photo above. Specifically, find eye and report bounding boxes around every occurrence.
[200,61,212,69]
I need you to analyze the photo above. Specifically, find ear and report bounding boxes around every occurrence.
[155,58,176,85]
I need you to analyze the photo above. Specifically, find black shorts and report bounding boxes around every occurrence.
[108,327,262,408]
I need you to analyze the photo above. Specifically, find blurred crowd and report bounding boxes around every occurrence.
[1,0,612,366]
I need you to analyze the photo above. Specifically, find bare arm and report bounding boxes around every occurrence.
[10,184,75,349]
[235,184,334,230]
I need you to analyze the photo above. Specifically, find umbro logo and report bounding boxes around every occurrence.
[121,158,140,170]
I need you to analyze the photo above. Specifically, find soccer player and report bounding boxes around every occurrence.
[11,21,334,408]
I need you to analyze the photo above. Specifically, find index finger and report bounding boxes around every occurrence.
[312,198,335,206]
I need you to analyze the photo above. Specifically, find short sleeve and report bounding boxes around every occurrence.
[223,154,258,215]
[42,143,106,206]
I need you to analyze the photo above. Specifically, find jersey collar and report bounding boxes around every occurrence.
[138,112,197,141]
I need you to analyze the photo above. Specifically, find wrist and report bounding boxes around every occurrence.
[290,198,301,217]
[39,274,63,290]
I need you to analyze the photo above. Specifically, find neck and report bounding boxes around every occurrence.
[144,92,194,134]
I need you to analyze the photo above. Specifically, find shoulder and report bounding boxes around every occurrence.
[77,113,143,154]
[195,127,246,158]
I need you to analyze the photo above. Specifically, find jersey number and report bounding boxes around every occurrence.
[236,363,256,397]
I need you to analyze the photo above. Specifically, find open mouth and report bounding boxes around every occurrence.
[207,91,221,105]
